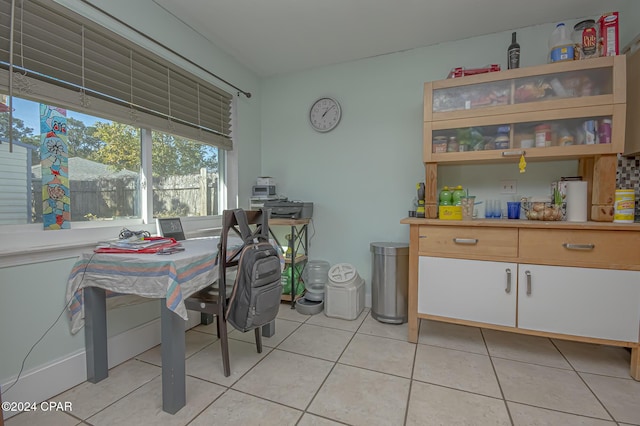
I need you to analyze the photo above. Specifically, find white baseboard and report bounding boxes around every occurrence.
[1,318,162,419]
[1,310,203,420]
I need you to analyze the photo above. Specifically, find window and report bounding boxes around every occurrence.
[0,95,222,226]
[0,0,232,231]
[151,131,220,218]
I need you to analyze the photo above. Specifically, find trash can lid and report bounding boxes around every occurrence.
[370,242,409,255]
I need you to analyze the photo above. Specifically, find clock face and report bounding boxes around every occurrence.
[309,97,341,132]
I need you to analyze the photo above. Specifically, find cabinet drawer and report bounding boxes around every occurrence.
[419,226,518,257]
[519,229,640,268]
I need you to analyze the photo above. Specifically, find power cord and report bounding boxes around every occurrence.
[1,252,96,397]
[118,228,151,240]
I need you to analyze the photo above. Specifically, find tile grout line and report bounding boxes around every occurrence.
[548,338,619,423]
[403,318,420,426]
[480,327,516,426]
[295,309,369,425]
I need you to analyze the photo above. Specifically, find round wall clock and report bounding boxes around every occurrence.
[309,97,342,132]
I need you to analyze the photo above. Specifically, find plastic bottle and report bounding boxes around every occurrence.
[549,23,575,63]
[508,32,520,69]
[439,186,452,205]
[281,264,291,294]
[452,186,466,206]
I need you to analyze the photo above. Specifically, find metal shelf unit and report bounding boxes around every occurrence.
[268,218,310,307]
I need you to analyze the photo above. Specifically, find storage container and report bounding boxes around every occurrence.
[302,260,330,301]
[438,205,462,220]
[613,189,635,223]
[432,137,448,153]
[324,263,365,320]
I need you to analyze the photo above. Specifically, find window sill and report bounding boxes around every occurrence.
[0,216,222,268]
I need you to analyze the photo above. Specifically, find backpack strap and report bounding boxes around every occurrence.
[258,207,270,240]
[233,208,270,244]
[233,209,253,243]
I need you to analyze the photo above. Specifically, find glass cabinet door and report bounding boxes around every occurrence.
[431,58,615,115]
[431,116,613,154]
[512,67,611,105]
[433,81,511,113]
[424,57,625,162]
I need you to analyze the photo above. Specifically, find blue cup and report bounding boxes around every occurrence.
[485,200,501,218]
[507,202,521,219]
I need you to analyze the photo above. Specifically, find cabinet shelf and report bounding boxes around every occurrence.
[422,56,627,220]
[284,254,307,264]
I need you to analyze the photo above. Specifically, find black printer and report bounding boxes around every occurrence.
[263,200,313,219]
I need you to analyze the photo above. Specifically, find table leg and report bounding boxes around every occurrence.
[631,346,640,381]
[160,299,186,414]
[84,287,108,383]
[1,386,5,426]
[261,321,275,338]
[289,227,296,309]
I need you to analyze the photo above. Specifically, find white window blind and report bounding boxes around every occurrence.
[0,0,232,149]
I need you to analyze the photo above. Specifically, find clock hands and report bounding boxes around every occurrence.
[322,104,335,118]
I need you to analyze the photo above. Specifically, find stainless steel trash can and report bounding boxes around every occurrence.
[370,242,409,324]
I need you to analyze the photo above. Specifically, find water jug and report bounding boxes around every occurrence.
[549,23,574,63]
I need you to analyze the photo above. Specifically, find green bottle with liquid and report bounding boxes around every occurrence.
[452,185,466,206]
[439,186,452,205]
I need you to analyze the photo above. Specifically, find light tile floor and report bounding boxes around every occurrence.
[6,305,640,426]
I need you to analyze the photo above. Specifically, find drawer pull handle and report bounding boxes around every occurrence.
[505,268,511,294]
[453,238,478,245]
[562,243,595,251]
[419,236,427,239]
[502,150,525,157]
[525,270,532,295]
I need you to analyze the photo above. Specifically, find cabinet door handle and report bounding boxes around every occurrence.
[501,150,525,157]
[562,243,595,251]
[525,270,532,295]
[453,238,478,245]
[505,268,512,294]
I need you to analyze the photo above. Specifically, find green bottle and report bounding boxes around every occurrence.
[452,185,466,206]
[281,265,291,294]
[439,186,452,205]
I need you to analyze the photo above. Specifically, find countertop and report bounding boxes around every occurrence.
[400,217,640,231]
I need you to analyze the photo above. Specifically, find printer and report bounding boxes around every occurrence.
[263,200,313,219]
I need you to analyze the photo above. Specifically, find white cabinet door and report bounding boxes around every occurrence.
[418,256,517,327]
[518,265,640,342]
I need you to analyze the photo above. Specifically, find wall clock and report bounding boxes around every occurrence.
[309,97,342,132]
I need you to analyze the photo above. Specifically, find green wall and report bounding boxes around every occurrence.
[1,0,262,384]
[260,5,640,293]
[1,0,639,394]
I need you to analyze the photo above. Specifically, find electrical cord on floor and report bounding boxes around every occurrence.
[1,252,96,397]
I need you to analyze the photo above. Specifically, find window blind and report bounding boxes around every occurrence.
[0,0,233,149]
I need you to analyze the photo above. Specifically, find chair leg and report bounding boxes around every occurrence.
[200,313,214,325]
[218,312,231,377]
[254,327,262,353]
[215,314,221,338]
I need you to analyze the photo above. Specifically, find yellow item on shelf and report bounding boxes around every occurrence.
[439,205,462,220]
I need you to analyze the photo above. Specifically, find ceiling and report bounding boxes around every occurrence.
[152,0,620,77]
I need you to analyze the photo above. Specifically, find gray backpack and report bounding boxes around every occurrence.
[225,209,282,332]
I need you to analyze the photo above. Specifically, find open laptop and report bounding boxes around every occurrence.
[156,217,186,241]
